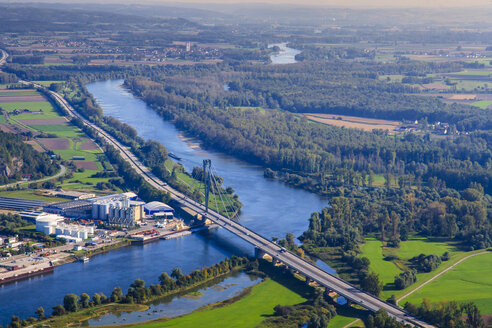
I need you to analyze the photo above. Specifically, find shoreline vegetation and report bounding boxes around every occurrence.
[9,258,328,328]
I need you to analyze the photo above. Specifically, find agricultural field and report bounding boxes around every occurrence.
[472,100,492,109]
[0,84,120,194]
[303,113,401,133]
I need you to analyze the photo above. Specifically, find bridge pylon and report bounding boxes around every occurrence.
[202,159,211,212]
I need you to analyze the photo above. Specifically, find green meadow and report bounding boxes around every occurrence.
[125,279,306,328]
[472,100,492,109]
[403,252,492,314]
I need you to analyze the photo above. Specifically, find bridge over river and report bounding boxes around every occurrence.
[13,62,433,327]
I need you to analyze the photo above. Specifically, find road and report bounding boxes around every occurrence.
[0,49,7,65]
[0,47,431,327]
[0,165,66,190]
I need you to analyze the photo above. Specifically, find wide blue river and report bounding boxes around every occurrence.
[0,79,328,325]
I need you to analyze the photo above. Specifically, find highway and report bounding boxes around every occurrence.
[0,46,431,327]
[40,84,433,328]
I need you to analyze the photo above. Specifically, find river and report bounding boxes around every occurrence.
[0,77,328,325]
[269,43,301,64]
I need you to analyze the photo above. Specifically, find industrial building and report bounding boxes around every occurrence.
[43,200,92,218]
[0,197,46,211]
[144,201,175,218]
[20,210,64,223]
[91,193,143,226]
[107,203,143,226]
[35,216,94,240]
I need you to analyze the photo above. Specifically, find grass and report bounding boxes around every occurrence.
[31,80,65,86]
[0,91,38,96]
[43,304,148,328]
[0,189,67,202]
[360,238,400,285]
[232,106,267,115]
[403,252,492,314]
[450,70,491,76]
[31,124,82,136]
[0,101,53,112]
[123,279,306,328]
[472,100,492,109]
[451,79,491,91]
[359,235,463,299]
[387,236,457,260]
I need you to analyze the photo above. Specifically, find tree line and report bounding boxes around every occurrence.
[5,256,250,328]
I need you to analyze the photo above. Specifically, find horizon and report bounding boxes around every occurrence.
[0,0,491,8]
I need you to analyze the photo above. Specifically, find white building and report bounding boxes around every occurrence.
[91,194,130,221]
[35,217,94,240]
[35,216,64,235]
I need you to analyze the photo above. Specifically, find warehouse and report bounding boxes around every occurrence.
[20,210,64,223]
[43,200,92,218]
[144,201,174,218]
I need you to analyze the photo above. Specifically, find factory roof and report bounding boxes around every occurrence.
[144,201,174,213]
[21,210,63,221]
[44,199,92,210]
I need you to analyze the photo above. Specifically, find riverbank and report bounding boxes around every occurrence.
[111,278,305,328]
[32,265,255,328]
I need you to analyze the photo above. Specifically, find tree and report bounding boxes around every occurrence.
[158,272,176,292]
[10,316,20,328]
[361,272,383,297]
[92,293,102,306]
[79,293,90,308]
[52,304,66,316]
[35,307,45,320]
[462,302,485,328]
[111,287,123,302]
[63,293,79,312]
[171,267,183,280]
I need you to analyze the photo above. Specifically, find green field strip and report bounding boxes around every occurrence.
[472,100,492,109]
[403,252,492,314]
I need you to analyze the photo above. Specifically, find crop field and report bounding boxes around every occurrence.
[124,279,306,328]
[0,94,46,102]
[19,118,67,125]
[445,94,477,100]
[403,252,492,314]
[0,85,118,193]
[37,137,69,150]
[303,113,400,133]
[472,100,492,109]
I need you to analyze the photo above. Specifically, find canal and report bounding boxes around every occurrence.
[0,46,331,326]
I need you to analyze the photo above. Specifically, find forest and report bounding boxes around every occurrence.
[0,131,59,184]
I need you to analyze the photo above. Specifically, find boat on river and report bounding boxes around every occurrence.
[168,152,181,161]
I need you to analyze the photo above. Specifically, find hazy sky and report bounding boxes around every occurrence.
[149,0,491,7]
[2,0,491,7]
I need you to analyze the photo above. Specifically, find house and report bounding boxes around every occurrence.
[21,174,33,181]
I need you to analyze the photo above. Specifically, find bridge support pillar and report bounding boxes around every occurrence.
[255,247,266,259]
